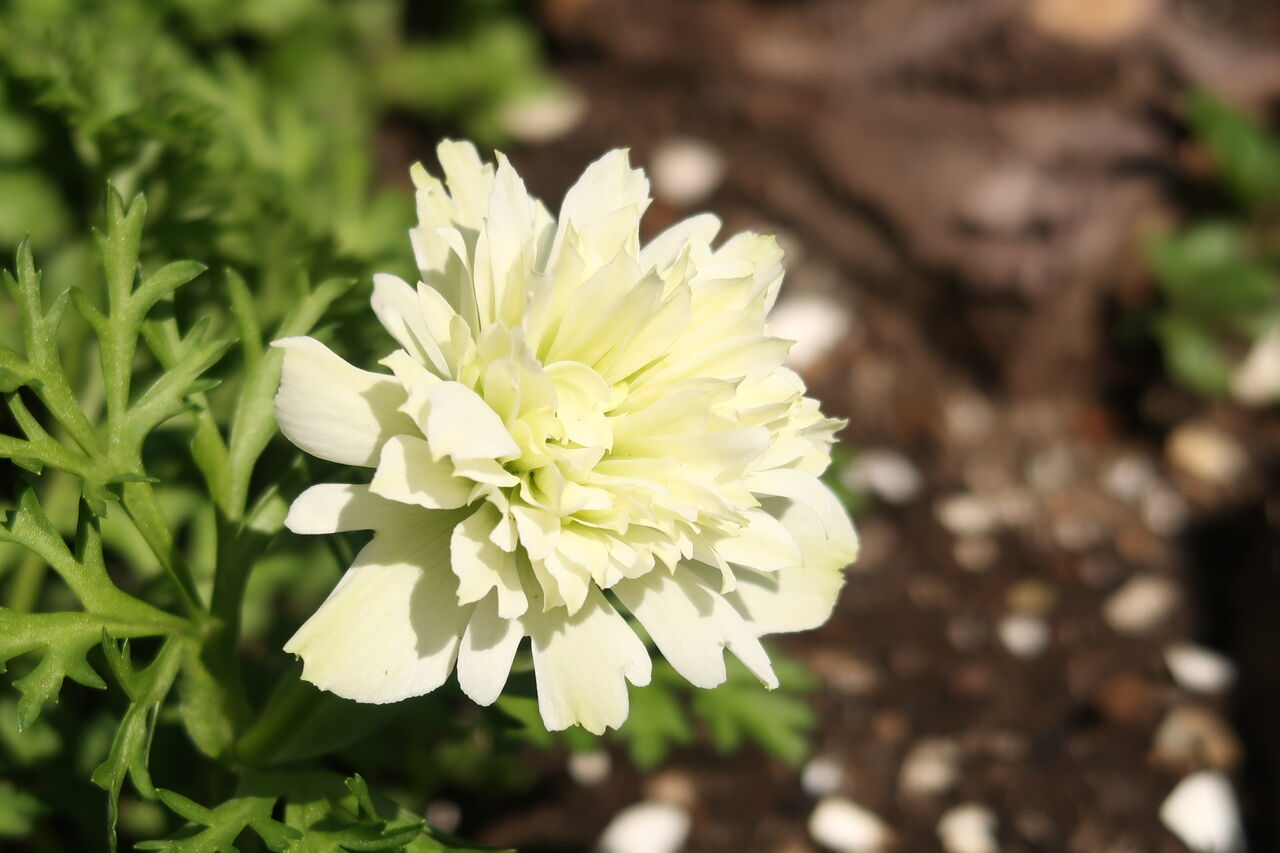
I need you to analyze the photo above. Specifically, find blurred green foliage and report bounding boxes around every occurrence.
[1146,94,1280,400]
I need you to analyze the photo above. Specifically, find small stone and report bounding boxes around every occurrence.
[598,801,691,853]
[1142,486,1190,536]
[842,449,923,505]
[771,293,853,374]
[802,756,845,798]
[945,394,995,444]
[998,614,1050,659]
[937,494,999,537]
[1026,446,1075,493]
[568,750,611,786]
[1167,423,1248,488]
[500,87,586,143]
[1165,644,1237,695]
[959,165,1039,235]
[425,800,461,834]
[899,738,961,798]
[1103,575,1180,635]
[1052,513,1104,553]
[1101,454,1157,504]
[953,536,1000,573]
[1159,772,1243,853]
[808,797,892,853]
[650,137,727,208]
[937,804,999,853]
[1232,323,1280,406]
[1152,706,1243,771]
[1029,0,1159,47]
[644,771,697,808]
[1006,580,1057,615]
[809,651,880,695]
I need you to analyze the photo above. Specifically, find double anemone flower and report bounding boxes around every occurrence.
[274,142,859,734]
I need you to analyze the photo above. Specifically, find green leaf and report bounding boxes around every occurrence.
[613,662,695,770]
[91,635,185,852]
[1154,313,1234,395]
[1145,223,1277,324]
[0,783,44,839]
[1188,92,1280,210]
[688,655,817,767]
[137,788,292,853]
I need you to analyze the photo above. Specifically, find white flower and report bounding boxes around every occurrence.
[275,140,858,734]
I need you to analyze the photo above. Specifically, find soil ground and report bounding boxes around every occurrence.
[442,1,1280,851]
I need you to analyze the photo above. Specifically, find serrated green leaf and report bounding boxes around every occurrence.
[1145,223,1278,324]
[688,656,817,767]
[91,635,184,852]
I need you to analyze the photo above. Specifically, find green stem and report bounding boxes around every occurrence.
[235,675,326,767]
[6,551,47,612]
[120,481,205,619]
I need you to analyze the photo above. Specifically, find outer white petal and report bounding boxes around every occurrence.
[549,149,650,269]
[426,381,520,462]
[712,507,803,574]
[728,471,858,634]
[274,336,416,466]
[284,516,474,703]
[639,212,721,272]
[285,484,423,534]
[525,586,651,734]
[456,593,525,706]
[370,434,473,510]
[372,274,448,374]
[614,567,777,690]
[451,505,528,618]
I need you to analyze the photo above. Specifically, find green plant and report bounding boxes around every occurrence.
[1145,93,1280,402]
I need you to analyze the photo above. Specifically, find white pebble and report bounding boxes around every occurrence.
[1101,454,1158,504]
[500,88,585,143]
[998,614,1050,659]
[1232,322,1280,406]
[597,801,691,853]
[770,293,852,373]
[953,536,1000,573]
[1159,772,1243,853]
[937,804,999,853]
[651,137,727,208]
[808,797,892,853]
[568,750,612,786]
[1142,486,1190,536]
[936,494,999,537]
[1167,423,1248,487]
[842,449,923,505]
[1165,644,1237,695]
[802,756,845,798]
[1103,575,1180,635]
[899,738,961,798]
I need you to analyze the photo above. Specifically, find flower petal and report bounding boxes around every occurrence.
[274,336,415,466]
[614,567,777,690]
[285,484,423,534]
[426,381,520,462]
[451,505,528,618]
[711,507,802,575]
[370,434,473,510]
[728,472,857,634]
[525,586,651,734]
[456,593,525,706]
[285,515,474,703]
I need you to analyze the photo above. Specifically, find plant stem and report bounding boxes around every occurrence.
[235,674,325,767]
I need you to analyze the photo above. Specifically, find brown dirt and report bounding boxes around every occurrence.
[446,1,1280,850]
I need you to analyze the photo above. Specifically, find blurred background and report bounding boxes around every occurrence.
[1,0,1279,851]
